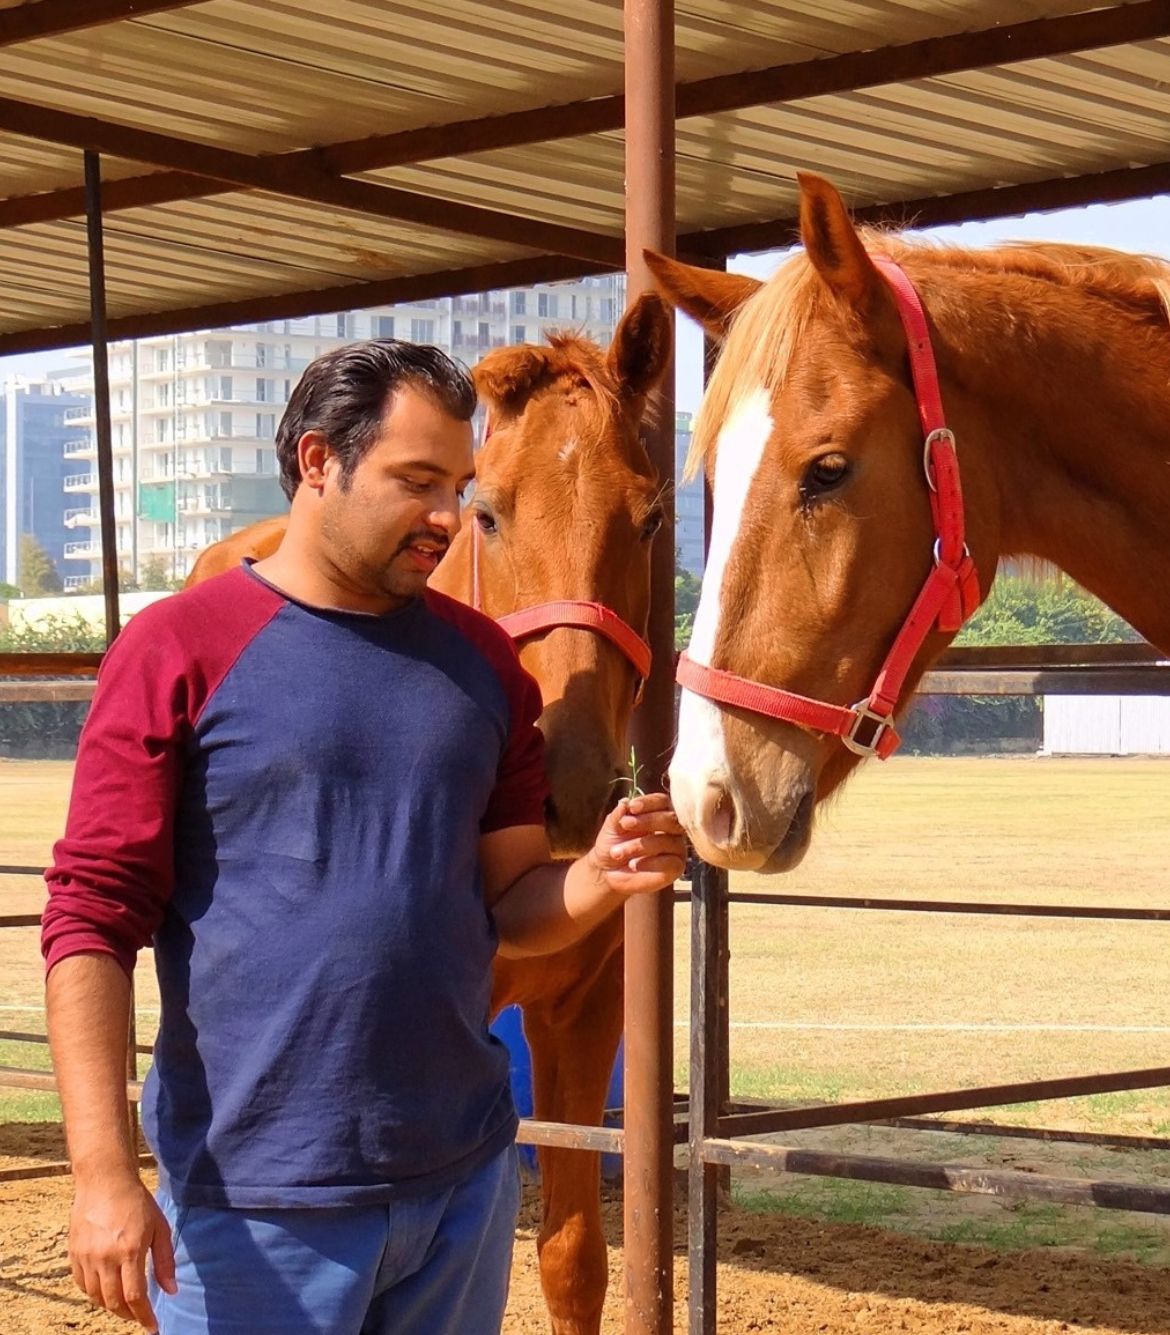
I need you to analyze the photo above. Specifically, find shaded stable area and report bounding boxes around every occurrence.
[4,3,1170,1332]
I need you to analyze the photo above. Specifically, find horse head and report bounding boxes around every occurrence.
[647,173,1002,872]
[435,294,673,856]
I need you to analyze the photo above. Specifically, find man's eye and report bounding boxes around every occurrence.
[402,478,430,494]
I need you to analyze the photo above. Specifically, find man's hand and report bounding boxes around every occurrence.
[70,1172,177,1331]
[589,792,686,897]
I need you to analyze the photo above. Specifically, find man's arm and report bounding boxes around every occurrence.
[483,794,686,959]
[47,953,176,1331]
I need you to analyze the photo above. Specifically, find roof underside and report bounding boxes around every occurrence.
[1,0,1168,351]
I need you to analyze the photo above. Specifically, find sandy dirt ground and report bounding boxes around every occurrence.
[4,1151,1170,1335]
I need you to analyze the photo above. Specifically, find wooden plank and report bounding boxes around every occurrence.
[700,1139,1170,1215]
[0,0,204,46]
[0,1066,142,1102]
[0,652,103,676]
[0,681,96,703]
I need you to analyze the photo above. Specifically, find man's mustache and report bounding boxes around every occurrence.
[394,531,450,558]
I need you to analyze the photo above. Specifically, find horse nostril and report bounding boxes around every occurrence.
[697,783,735,849]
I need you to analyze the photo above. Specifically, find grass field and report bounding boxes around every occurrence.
[4,752,1170,1260]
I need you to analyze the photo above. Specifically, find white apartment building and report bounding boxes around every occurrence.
[61,277,626,586]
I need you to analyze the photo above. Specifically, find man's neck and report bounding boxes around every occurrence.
[251,524,411,617]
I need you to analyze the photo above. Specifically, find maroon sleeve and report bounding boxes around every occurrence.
[41,571,283,977]
[479,655,549,834]
[425,591,550,834]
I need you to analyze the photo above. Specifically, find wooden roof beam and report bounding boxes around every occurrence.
[0,0,206,47]
[0,254,616,357]
[3,0,1170,231]
[682,161,1170,259]
[0,95,623,266]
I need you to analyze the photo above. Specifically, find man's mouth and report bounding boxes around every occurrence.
[402,538,447,573]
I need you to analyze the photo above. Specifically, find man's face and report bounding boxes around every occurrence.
[316,385,476,605]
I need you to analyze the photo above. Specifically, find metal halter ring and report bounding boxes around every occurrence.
[843,702,896,758]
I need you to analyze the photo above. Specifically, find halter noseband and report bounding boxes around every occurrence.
[676,256,982,759]
[469,436,652,702]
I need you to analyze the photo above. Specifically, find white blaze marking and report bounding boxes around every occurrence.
[557,437,579,464]
[670,387,773,833]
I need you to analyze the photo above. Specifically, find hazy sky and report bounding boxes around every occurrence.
[5,195,1170,412]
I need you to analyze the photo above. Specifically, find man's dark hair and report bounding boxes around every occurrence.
[275,339,477,500]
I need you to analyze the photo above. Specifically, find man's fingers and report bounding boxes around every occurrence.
[96,1261,133,1322]
[121,1255,160,1331]
[610,834,687,862]
[150,1211,178,1296]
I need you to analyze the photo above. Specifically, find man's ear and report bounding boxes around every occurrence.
[297,430,332,492]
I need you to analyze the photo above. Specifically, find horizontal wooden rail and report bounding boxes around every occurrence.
[717,1065,1170,1140]
[700,1139,1170,1214]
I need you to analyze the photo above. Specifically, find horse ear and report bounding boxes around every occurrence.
[643,251,761,341]
[607,292,673,399]
[473,345,552,416]
[798,172,882,309]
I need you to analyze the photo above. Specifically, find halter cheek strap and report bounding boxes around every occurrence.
[469,483,652,703]
[676,256,982,759]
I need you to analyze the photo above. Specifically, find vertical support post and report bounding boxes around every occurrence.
[83,151,121,646]
[689,308,731,1335]
[701,306,733,1160]
[689,861,725,1335]
[623,1,675,1332]
[84,149,135,1142]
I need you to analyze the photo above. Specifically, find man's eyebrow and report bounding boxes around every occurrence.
[394,460,451,477]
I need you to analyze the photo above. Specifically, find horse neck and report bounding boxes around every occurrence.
[935,276,1170,652]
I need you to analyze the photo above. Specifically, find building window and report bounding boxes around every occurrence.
[219,411,232,436]
[538,292,557,318]
[509,291,526,316]
[220,447,233,472]
[511,325,526,344]
[256,412,275,438]
[478,321,490,346]
[452,320,462,344]
[375,315,394,338]
[256,378,268,402]
[218,376,233,400]
[409,319,435,343]
[155,349,169,373]
[256,342,267,367]
[336,314,349,338]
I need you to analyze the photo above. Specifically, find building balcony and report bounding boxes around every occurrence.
[63,507,100,527]
[63,437,95,458]
[63,472,96,491]
[63,406,91,423]
[63,539,101,558]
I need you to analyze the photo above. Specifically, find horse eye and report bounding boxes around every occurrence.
[640,508,664,542]
[474,507,497,535]
[801,453,851,502]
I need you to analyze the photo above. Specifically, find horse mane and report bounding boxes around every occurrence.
[476,329,619,425]
[688,232,1170,480]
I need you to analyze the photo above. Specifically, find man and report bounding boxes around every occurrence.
[42,340,686,1335]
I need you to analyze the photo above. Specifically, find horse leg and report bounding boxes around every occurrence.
[523,949,623,1335]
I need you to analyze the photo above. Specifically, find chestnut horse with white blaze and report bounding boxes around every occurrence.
[186,298,672,1335]
[649,172,1170,874]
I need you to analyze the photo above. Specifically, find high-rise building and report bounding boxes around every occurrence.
[674,411,704,576]
[61,277,625,586]
[1,376,91,590]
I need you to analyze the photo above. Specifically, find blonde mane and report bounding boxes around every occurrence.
[688,233,1170,480]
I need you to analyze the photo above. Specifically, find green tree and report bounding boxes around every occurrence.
[675,559,702,652]
[956,575,1140,647]
[0,581,20,601]
[18,534,63,595]
[139,554,178,591]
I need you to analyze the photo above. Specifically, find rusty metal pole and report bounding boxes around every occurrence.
[83,151,121,644]
[623,1,675,1332]
[85,149,135,1142]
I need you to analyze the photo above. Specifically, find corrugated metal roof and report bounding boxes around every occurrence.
[1,1,1167,346]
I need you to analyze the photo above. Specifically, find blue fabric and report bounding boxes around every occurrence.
[141,570,542,1208]
[149,1143,521,1334]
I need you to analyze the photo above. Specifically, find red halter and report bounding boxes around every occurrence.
[469,484,652,704]
[676,256,982,760]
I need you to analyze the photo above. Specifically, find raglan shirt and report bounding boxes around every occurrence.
[41,564,549,1209]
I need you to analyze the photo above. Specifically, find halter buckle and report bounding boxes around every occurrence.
[922,427,956,493]
[843,702,896,758]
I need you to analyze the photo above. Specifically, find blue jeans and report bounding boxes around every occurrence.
[148,1145,521,1334]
